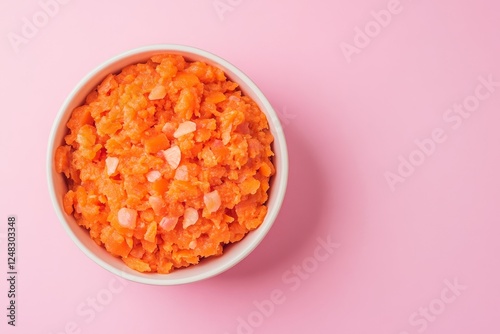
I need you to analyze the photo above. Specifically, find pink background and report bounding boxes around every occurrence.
[1,0,499,333]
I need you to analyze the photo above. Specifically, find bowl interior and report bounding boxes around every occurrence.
[48,45,288,285]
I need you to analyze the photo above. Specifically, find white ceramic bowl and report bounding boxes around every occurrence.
[47,44,288,285]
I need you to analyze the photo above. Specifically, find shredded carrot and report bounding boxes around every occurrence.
[55,54,275,273]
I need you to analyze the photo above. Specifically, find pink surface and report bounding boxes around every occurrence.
[1,0,499,333]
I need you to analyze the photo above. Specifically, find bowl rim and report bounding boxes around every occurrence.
[46,44,289,285]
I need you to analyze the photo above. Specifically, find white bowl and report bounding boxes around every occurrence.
[46,44,289,285]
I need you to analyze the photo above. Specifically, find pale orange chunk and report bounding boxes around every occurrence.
[144,133,169,154]
[240,177,261,195]
[148,196,165,215]
[123,257,151,272]
[174,121,196,138]
[183,207,199,228]
[159,216,178,231]
[174,165,188,181]
[204,190,221,213]
[162,145,181,169]
[146,170,161,182]
[205,91,226,104]
[117,208,137,229]
[162,122,176,136]
[148,85,167,100]
[144,221,157,243]
[105,157,119,175]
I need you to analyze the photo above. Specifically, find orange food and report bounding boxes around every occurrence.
[55,54,275,273]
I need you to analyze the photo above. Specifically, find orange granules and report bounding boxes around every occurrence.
[54,54,275,273]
